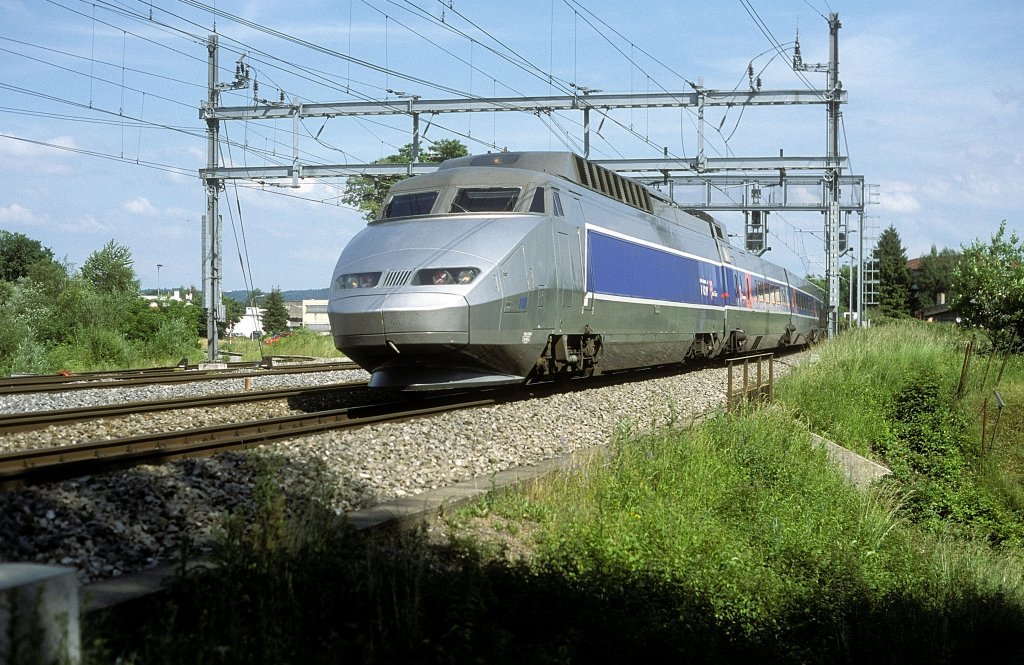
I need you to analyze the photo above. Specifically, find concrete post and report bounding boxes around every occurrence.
[0,564,80,664]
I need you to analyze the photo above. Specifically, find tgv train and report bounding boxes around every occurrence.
[328,152,825,389]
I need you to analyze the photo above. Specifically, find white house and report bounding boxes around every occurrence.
[228,306,265,338]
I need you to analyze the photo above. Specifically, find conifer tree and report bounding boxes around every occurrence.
[260,288,290,336]
[910,245,959,311]
[874,225,911,317]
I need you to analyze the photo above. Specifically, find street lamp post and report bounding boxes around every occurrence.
[157,264,163,301]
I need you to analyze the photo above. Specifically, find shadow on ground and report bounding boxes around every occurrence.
[84,484,1024,665]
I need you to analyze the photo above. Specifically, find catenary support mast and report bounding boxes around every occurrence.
[826,13,842,338]
[202,34,223,362]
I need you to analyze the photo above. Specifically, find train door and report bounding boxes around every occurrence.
[554,230,582,310]
[782,269,795,326]
[552,196,584,326]
[498,245,528,330]
[710,222,731,335]
[569,195,590,312]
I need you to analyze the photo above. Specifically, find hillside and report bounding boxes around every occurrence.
[224,288,330,303]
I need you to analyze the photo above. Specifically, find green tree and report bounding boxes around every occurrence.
[910,245,960,312]
[26,258,71,300]
[81,240,139,294]
[260,288,290,335]
[342,139,469,220]
[874,225,911,318]
[951,221,1024,348]
[0,231,54,282]
[222,295,245,335]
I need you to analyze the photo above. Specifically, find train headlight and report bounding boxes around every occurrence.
[416,267,480,286]
[337,272,381,289]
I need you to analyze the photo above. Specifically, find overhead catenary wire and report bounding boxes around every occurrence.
[34,0,722,174]
[0,132,194,177]
[7,0,838,228]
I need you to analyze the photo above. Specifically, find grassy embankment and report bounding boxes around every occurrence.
[87,322,1024,663]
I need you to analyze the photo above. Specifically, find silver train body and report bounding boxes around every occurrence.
[328,152,825,389]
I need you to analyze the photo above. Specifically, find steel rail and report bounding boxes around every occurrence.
[0,361,361,395]
[0,392,511,489]
[0,380,369,434]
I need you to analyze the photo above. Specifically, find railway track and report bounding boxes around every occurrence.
[0,389,516,489]
[0,357,785,490]
[0,359,360,395]
[0,380,370,434]
[0,364,680,490]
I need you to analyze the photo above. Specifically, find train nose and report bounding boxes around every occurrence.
[329,292,470,353]
[381,292,470,347]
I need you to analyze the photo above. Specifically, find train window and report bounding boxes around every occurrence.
[451,187,520,213]
[552,190,564,217]
[529,187,546,213]
[382,191,438,219]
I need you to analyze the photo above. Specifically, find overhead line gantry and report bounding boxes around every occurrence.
[200,12,859,359]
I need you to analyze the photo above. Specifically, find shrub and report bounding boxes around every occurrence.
[7,336,48,375]
[78,324,133,369]
[147,317,200,363]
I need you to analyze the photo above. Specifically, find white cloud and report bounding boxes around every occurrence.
[879,182,921,214]
[0,203,40,225]
[123,197,157,215]
[0,134,79,174]
[60,214,112,233]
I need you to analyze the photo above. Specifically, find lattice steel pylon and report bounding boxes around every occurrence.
[862,221,880,308]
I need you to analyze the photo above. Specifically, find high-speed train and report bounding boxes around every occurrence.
[328,152,825,389]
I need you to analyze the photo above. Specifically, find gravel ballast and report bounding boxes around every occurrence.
[0,359,799,584]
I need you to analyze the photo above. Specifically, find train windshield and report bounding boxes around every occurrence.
[383,191,439,219]
[450,187,520,213]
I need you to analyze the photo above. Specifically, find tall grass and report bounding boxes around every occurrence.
[777,321,1024,545]
[218,328,344,363]
[479,406,1024,661]
[775,321,973,455]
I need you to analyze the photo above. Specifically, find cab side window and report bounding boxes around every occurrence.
[529,187,546,213]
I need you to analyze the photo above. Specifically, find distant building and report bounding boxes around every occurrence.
[143,288,195,307]
[284,299,331,333]
[229,306,265,338]
[916,293,959,324]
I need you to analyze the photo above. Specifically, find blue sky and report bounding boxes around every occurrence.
[1,0,1021,291]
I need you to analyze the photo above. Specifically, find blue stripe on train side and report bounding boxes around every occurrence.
[586,229,724,307]
[586,227,824,317]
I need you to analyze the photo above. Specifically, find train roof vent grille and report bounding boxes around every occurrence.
[573,155,653,214]
[382,270,413,287]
